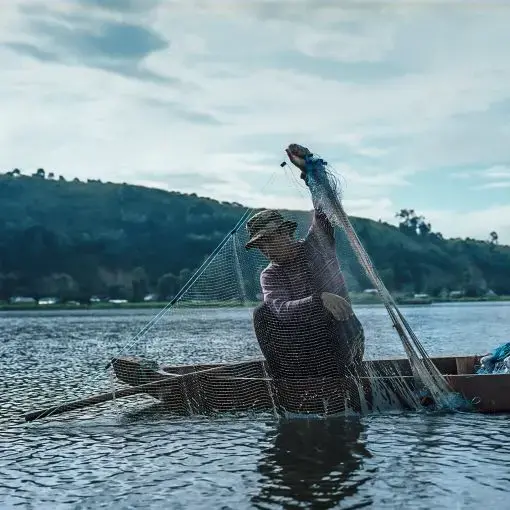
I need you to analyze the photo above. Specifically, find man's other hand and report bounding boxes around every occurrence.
[320,292,354,321]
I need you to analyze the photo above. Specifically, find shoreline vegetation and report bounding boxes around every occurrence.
[1,293,509,311]
[1,172,509,305]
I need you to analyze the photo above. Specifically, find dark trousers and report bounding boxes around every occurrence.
[253,302,365,379]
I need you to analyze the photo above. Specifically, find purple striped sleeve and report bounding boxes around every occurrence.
[260,269,323,324]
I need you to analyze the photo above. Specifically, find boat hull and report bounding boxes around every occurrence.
[111,355,510,415]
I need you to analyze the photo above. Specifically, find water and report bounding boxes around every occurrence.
[1,302,510,509]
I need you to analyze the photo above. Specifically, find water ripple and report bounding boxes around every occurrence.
[1,304,510,509]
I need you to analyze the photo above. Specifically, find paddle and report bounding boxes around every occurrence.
[24,358,260,422]
[24,378,170,422]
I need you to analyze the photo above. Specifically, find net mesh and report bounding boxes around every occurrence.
[23,143,472,423]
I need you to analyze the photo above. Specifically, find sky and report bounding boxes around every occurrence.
[1,0,510,244]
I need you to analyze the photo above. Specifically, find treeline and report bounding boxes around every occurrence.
[0,170,509,302]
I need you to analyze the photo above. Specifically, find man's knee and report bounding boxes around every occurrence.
[252,302,283,376]
[253,302,279,334]
[253,302,269,324]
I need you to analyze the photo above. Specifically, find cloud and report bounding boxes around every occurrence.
[453,165,510,192]
[142,98,223,126]
[74,0,160,13]
[479,182,510,190]
[484,165,510,180]
[1,0,510,244]
[4,3,172,82]
[423,205,510,244]
[3,41,58,62]
[130,171,229,197]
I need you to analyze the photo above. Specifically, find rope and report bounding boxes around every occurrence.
[302,151,459,407]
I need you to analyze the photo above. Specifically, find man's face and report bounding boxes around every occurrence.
[257,230,295,264]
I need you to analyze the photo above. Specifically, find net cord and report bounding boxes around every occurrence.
[23,148,467,424]
[104,207,253,369]
[103,170,279,367]
[303,153,455,403]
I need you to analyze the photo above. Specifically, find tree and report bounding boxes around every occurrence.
[36,273,78,300]
[395,209,432,237]
[0,177,508,301]
[379,268,395,289]
[34,168,45,179]
[418,221,431,236]
[157,273,179,300]
[12,168,21,177]
[131,266,148,302]
[489,231,499,244]
[178,268,192,288]
[0,273,20,301]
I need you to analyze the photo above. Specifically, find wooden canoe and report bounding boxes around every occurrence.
[111,354,510,416]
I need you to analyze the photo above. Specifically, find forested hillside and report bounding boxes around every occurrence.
[1,170,509,302]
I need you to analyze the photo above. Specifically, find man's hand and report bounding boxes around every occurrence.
[285,144,311,180]
[320,292,353,321]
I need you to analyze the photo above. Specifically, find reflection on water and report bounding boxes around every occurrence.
[1,303,510,509]
[3,411,510,509]
[254,418,371,509]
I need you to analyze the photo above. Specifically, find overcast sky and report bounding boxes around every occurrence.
[1,0,510,243]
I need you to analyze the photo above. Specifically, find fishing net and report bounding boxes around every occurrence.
[23,143,470,423]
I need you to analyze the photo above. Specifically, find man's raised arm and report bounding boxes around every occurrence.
[284,144,335,243]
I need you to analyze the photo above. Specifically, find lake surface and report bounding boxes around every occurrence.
[1,302,510,509]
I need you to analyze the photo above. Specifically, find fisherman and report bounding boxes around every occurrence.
[246,144,365,379]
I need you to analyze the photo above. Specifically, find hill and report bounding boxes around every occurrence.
[0,170,509,302]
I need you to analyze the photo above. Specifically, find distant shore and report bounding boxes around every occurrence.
[1,294,509,311]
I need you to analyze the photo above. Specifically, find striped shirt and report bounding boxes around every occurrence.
[260,209,349,324]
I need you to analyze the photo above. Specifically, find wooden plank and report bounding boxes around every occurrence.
[155,354,472,379]
[446,373,510,413]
